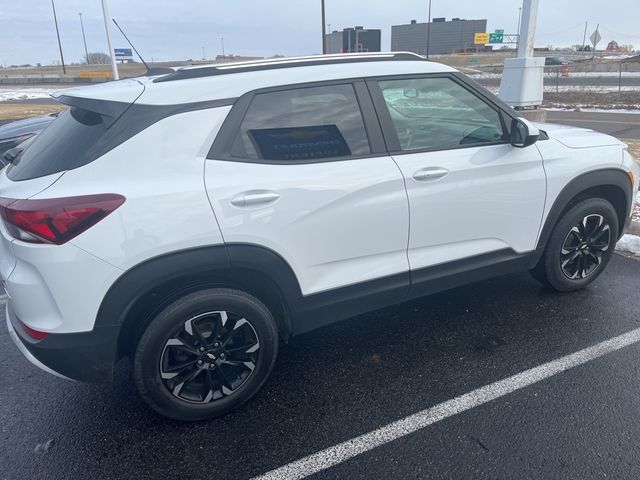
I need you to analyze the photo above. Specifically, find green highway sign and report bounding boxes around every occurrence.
[489,32,504,44]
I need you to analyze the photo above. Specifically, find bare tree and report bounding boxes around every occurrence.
[84,52,112,65]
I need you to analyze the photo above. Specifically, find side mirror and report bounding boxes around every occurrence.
[511,118,539,148]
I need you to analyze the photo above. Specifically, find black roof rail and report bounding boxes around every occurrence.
[153,52,427,83]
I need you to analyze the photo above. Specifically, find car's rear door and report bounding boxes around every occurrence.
[205,80,410,298]
[367,74,546,276]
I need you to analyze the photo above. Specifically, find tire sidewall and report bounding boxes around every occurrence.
[544,198,619,291]
[134,289,278,421]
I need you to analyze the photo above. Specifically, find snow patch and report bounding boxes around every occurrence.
[617,234,640,256]
[544,85,640,93]
[632,192,640,224]
[546,107,640,114]
[0,87,62,102]
[467,72,502,80]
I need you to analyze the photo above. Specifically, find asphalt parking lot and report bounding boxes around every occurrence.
[1,106,639,479]
[1,254,639,480]
[547,110,640,140]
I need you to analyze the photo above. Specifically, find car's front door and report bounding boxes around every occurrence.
[368,75,546,273]
[205,81,410,298]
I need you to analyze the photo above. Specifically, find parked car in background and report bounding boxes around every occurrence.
[0,114,56,167]
[545,56,573,66]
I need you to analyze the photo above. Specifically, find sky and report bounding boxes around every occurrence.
[0,0,639,67]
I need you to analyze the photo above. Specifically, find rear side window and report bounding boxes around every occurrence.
[230,84,371,162]
[8,107,108,181]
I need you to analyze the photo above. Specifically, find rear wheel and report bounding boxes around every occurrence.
[134,288,278,421]
[531,198,619,292]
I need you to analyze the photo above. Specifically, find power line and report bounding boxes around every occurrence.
[536,22,584,38]
[599,25,640,39]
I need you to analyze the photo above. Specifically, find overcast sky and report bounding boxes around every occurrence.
[1,0,638,66]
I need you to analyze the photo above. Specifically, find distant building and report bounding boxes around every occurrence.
[391,18,488,55]
[606,40,619,52]
[325,27,382,54]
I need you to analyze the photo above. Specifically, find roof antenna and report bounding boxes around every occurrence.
[111,18,150,72]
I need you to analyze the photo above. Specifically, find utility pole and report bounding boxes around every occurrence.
[581,21,588,52]
[517,0,539,58]
[498,0,545,110]
[426,0,432,59]
[202,46,205,60]
[221,37,225,58]
[516,7,522,51]
[51,0,66,74]
[321,0,327,54]
[100,0,119,80]
[78,13,89,65]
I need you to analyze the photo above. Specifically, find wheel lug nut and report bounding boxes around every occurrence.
[196,360,203,366]
[220,353,226,359]
[198,346,205,352]
[209,363,216,369]
[214,342,220,348]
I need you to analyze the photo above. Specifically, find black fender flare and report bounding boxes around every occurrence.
[530,168,632,267]
[94,244,304,332]
[95,242,410,343]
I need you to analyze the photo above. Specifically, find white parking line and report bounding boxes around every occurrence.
[253,327,640,480]
[0,294,7,304]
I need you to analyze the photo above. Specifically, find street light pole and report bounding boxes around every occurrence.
[499,0,544,109]
[426,0,432,59]
[51,0,66,74]
[517,0,538,58]
[221,37,225,58]
[78,12,89,65]
[516,6,522,51]
[100,0,119,80]
[321,0,327,54]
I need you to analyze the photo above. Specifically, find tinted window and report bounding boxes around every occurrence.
[230,84,371,161]
[378,77,506,152]
[8,107,108,181]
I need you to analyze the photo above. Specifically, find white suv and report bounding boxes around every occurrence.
[1,53,638,420]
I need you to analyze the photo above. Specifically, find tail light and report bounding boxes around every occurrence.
[0,194,125,245]
[18,320,49,341]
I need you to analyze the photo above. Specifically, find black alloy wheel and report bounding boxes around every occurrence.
[530,197,619,292]
[160,310,260,403]
[134,288,278,421]
[560,214,611,280]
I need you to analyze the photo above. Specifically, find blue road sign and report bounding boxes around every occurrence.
[114,48,133,57]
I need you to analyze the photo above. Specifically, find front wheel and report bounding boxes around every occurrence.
[531,198,619,292]
[134,288,278,421]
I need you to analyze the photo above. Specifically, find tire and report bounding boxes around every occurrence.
[531,198,619,292]
[134,288,278,421]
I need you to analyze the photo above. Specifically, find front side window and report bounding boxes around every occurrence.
[230,84,371,162]
[378,77,507,152]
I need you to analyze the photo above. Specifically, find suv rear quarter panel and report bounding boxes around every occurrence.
[6,107,230,334]
[34,106,231,271]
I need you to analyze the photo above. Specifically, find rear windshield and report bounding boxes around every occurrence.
[7,107,109,181]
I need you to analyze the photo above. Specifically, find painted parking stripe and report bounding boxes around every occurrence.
[253,326,640,480]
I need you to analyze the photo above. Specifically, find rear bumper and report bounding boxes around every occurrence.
[6,301,120,383]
